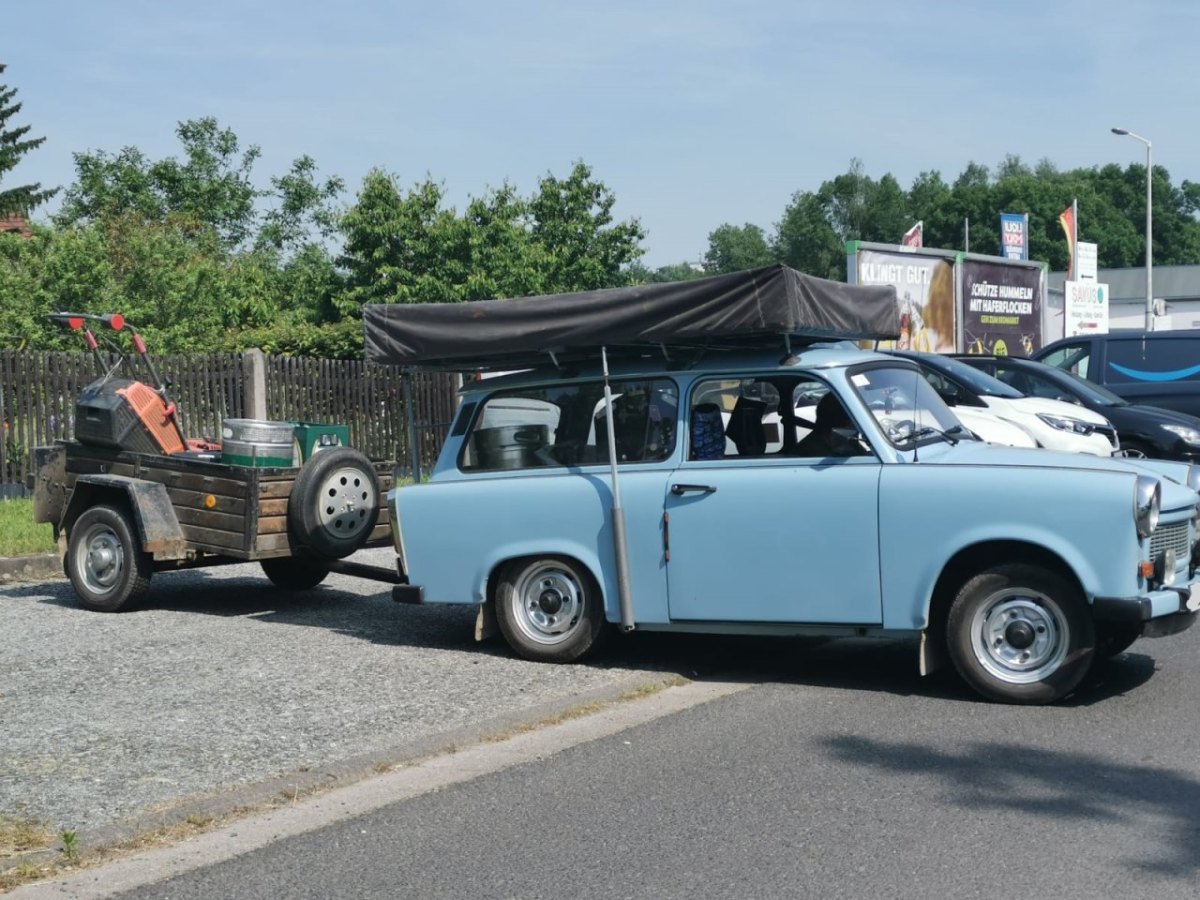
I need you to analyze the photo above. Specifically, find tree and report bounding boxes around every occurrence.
[772,190,844,279]
[0,63,57,215]
[57,117,260,248]
[336,161,647,317]
[526,162,646,292]
[704,223,774,274]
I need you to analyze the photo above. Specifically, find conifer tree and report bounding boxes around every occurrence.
[0,63,57,216]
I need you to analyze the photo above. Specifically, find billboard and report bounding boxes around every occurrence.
[960,259,1043,355]
[1064,281,1109,337]
[855,249,955,352]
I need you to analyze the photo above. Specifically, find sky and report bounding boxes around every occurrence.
[4,0,1199,268]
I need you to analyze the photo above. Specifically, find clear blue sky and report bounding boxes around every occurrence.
[5,0,1197,267]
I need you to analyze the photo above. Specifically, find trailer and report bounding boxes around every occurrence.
[28,311,400,611]
[30,440,399,610]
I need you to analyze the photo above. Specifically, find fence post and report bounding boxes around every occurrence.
[242,349,268,420]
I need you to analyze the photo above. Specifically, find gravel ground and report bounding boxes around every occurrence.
[0,548,672,841]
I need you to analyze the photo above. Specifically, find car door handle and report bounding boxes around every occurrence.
[671,483,717,495]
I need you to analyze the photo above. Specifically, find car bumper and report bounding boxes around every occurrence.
[1093,584,1200,638]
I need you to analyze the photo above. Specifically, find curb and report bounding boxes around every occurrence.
[0,553,62,585]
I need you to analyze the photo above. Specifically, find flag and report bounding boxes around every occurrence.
[901,221,923,248]
[1059,202,1077,280]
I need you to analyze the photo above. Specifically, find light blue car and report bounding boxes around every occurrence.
[388,345,1200,704]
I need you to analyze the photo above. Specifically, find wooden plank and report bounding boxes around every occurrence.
[254,532,295,553]
[258,498,288,516]
[178,523,245,550]
[163,489,247,516]
[256,515,288,535]
[258,480,298,500]
[172,506,247,532]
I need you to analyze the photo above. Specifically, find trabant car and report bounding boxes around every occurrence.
[389,344,1200,704]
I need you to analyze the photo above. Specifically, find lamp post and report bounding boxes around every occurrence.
[1111,127,1153,329]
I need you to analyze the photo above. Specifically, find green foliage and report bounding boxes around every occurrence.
[0,64,58,216]
[337,162,646,317]
[704,223,774,274]
[627,261,707,284]
[58,117,260,249]
[223,317,364,359]
[738,155,1200,278]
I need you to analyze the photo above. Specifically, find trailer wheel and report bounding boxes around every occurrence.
[66,505,152,612]
[288,447,380,560]
[261,557,330,590]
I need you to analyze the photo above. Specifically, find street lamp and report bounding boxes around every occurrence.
[1111,127,1153,329]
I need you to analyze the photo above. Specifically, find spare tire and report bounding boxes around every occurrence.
[288,447,380,559]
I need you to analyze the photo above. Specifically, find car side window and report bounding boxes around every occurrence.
[462,378,678,471]
[997,366,1068,402]
[1039,342,1090,379]
[689,379,782,459]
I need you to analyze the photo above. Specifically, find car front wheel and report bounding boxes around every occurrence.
[947,563,1095,704]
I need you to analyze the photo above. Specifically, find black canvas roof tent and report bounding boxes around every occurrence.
[363,264,899,372]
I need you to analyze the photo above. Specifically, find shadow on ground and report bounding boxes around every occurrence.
[7,568,1160,706]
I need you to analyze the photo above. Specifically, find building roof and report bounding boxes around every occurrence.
[1048,264,1200,304]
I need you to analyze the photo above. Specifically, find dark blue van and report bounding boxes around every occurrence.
[1033,330,1200,418]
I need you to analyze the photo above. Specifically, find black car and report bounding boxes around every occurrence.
[954,354,1200,462]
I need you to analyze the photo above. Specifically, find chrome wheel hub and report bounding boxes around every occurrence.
[971,590,1068,684]
[318,467,376,540]
[512,564,584,645]
[80,526,123,593]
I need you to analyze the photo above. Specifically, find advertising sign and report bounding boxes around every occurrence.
[1064,281,1109,337]
[856,249,954,352]
[1076,241,1098,282]
[999,213,1028,261]
[960,259,1043,355]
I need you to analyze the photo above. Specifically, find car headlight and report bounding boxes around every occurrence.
[1036,413,1095,435]
[1135,475,1161,538]
[1163,424,1200,447]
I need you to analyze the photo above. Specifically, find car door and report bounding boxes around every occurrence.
[664,376,883,625]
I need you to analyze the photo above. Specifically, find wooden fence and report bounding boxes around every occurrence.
[0,350,459,495]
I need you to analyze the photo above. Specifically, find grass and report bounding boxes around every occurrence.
[0,811,54,855]
[0,497,57,557]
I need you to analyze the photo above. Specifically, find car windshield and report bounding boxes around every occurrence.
[848,364,965,448]
[1059,368,1128,406]
[892,352,1023,399]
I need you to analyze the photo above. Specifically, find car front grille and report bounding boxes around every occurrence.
[1094,425,1119,449]
[1150,520,1192,562]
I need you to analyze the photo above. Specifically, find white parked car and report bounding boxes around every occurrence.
[888,351,1118,455]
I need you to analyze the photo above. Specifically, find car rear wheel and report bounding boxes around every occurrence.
[947,563,1095,704]
[494,556,607,663]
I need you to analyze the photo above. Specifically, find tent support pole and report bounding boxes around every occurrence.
[402,370,421,482]
[601,346,636,632]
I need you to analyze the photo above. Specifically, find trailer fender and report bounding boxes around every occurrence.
[64,475,187,559]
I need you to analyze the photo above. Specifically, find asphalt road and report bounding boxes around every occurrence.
[21,623,1200,899]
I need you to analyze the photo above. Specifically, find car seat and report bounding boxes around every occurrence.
[689,403,725,460]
